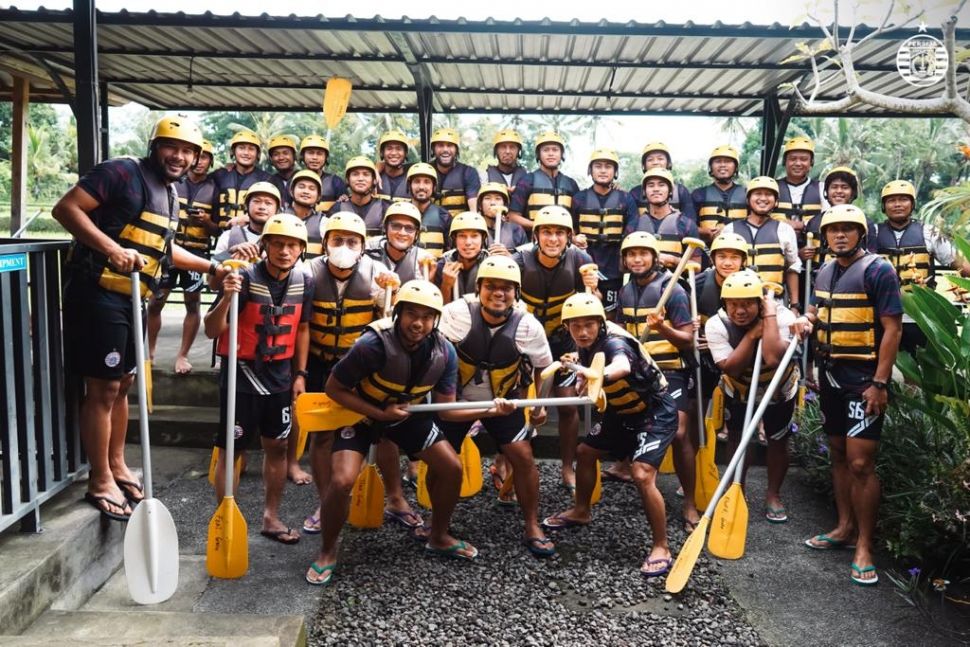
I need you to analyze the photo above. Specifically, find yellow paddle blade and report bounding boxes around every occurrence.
[797,384,807,410]
[348,464,385,529]
[208,448,243,486]
[707,386,724,429]
[707,482,749,560]
[295,392,366,432]
[498,468,515,498]
[206,496,248,579]
[459,435,483,498]
[523,382,537,425]
[589,459,603,505]
[295,419,309,460]
[666,516,710,593]
[693,441,720,511]
[587,352,606,404]
[145,359,153,414]
[416,460,432,509]
[659,446,675,474]
[322,77,352,130]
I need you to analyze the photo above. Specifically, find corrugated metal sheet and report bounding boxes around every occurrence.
[0,8,965,116]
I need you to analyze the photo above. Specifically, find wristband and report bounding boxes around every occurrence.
[871,379,888,390]
[295,370,309,379]
[207,259,219,276]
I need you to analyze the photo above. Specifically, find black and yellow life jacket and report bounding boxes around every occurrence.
[282,208,325,259]
[716,309,796,400]
[649,210,688,257]
[525,170,576,221]
[486,164,527,189]
[356,319,450,407]
[618,273,685,370]
[212,167,272,228]
[454,295,528,398]
[696,183,747,233]
[581,321,667,416]
[175,175,216,254]
[366,243,421,284]
[418,203,450,258]
[631,183,683,217]
[440,249,485,297]
[315,173,346,213]
[573,188,627,245]
[733,218,786,284]
[773,179,823,238]
[330,198,388,239]
[518,247,584,336]
[376,170,410,203]
[435,163,475,217]
[309,256,378,362]
[876,221,935,289]
[815,254,880,362]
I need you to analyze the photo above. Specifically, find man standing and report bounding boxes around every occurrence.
[405,162,453,258]
[436,211,490,303]
[211,130,272,229]
[478,182,528,252]
[774,137,825,240]
[283,169,326,259]
[147,138,219,375]
[213,181,281,261]
[298,135,346,213]
[508,131,579,231]
[54,115,223,520]
[691,145,747,243]
[375,130,412,202]
[801,205,902,587]
[630,142,697,224]
[267,134,298,209]
[430,127,480,217]
[328,156,389,238]
[629,168,701,268]
[485,129,528,189]
[366,201,429,285]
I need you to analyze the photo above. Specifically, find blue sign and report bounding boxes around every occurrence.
[0,253,27,273]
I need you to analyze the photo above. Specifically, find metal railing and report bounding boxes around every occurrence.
[0,238,84,533]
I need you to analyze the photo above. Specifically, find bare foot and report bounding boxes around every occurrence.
[288,464,313,485]
[640,545,673,577]
[174,355,193,374]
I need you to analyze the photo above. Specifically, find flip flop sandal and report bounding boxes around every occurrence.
[641,557,673,578]
[84,492,132,522]
[306,562,336,586]
[114,478,145,505]
[302,513,321,534]
[385,509,424,529]
[541,513,589,531]
[411,523,432,542]
[850,563,879,587]
[424,540,478,561]
[765,506,789,524]
[496,490,518,507]
[260,528,301,545]
[682,517,699,533]
[523,536,556,558]
[488,464,505,491]
[804,533,856,550]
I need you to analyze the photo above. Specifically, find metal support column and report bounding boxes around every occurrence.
[760,93,795,177]
[417,85,434,162]
[99,81,110,157]
[10,77,29,236]
[72,0,100,174]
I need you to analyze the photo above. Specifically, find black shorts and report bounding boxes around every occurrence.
[900,322,927,356]
[158,268,206,294]
[331,415,446,460]
[64,298,138,380]
[599,278,622,313]
[436,408,531,452]
[663,370,690,413]
[819,372,884,441]
[548,332,579,388]
[724,393,796,440]
[215,388,292,450]
[306,354,337,392]
[581,393,678,467]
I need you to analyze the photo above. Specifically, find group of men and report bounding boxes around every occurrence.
[54,114,969,590]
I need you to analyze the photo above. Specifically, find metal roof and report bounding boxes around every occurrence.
[1,7,967,117]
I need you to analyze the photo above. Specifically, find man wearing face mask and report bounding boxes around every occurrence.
[213,182,280,262]
[486,130,528,189]
[211,130,273,229]
[284,169,326,259]
[436,212,490,303]
[405,162,452,259]
[430,128,480,217]
[692,145,747,243]
[508,131,578,232]
[328,157,389,238]
[298,135,347,213]
[375,130,412,203]
[367,201,432,285]
[629,168,702,268]
[630,142,697,224]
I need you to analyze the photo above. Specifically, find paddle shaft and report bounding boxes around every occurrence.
[130,273,154,499]
[801,233,813,379]
[494,207,502,242]
[701,335,799,519]
[638,242,704,342]
[407,396,593,413]
[224,289,239,496]
[687,266,705,449]
[735,339,764,481]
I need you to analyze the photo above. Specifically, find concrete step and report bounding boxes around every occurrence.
[127,405,218,448]
[130,367,219,408]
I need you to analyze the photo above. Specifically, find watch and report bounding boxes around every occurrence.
[871,379,888,390]
[295,370,309,379]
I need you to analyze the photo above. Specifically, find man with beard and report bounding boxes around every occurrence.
[213,182,281,261]
[508,131,579,232]
[298,135,347,213]
[630,143,697,224]
[375,129,412,202]
[628,168,701,268]
[722,177,802,311]
[691,145,747,243]
[366,201,432,286]
[284,169,326,259]
[437,256,556,557]
[430,128,480,217]
[571,149,639,315]
[615,231,700,531]
[513,206,597,491]
[406,162,452,258]
[478,182,528,252]
[54,115,226,521]
[328,156,389,238]
[436,212,490,303]
[485,129,528,189]
[211,130,272,229]
[267,134,298,209]
[147,138,219,375]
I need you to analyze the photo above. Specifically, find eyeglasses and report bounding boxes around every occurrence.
[387,222,418,234]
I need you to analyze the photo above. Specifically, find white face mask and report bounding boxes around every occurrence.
[327,245,360,269]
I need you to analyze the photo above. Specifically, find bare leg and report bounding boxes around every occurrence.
[671,410,699,527]
[146,291,169,361]
[378,439,418,520]
[631,460,672,574]
[304,432,334,531]
[545,443,601,525]
[80,376,132,516]
[213,447,243,503]
[421,441,476,557]
[286,416,313,485]
[806,435,858,547]
[260,437,297,540]
[310,449,366,580]
[556,382,579,488]
[502,440,549,546]
[764,436,790,513]
[174,291,201,374]
[846,438,880,581]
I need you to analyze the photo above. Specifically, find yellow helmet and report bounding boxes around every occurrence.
[641,142,671,168]
[823,166,859,200]
[782,136,815,157]
[230,130,261,151]
[431,127,461,148]
[709,145,740,166]
[449,211,489,237]
[620,231,660,257]
[534,131,566,157]
[477,181,510,203]
[720,270,764,300]
[260,213,308,247]
[476,255,521,286]
[641,168,674,190]
[383,201,422,227]
[289,169,322,194]
[245,181,281,207]
[299,135,330,154]
[820,204,868,234]
[881,179,916,202]
[406,162,438,186]
[323,212,367,241]
[561,293,606,323]
[344,156,378,178]
[150,115,204,151]
[533,205,573,234]
[709,232,749,261]
[588,149,620,176]
[267,135,297,152]
[200,139,214,156]
[492,129,523,153]
[395,280,444,314]
[746,176,779,196]
[378,129,410,155]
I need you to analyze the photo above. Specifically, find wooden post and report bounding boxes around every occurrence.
[11,76,29,236]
